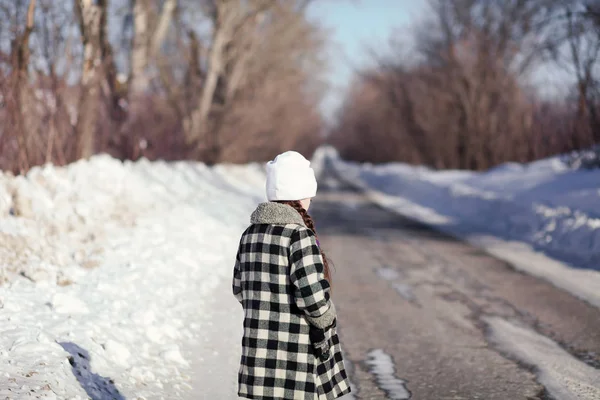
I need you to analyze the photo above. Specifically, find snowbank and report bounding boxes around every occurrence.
[0,155,266,399]
[326,148,600,308]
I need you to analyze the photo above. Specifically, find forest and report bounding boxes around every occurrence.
[1,0,326,172]
[1,0,600,173]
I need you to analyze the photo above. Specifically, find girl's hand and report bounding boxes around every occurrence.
[309,319,337,361]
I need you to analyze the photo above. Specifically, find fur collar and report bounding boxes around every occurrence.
[250,202,306,227]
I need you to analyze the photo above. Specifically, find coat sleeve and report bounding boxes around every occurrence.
[289,227,336,329]
[232,251,243,304]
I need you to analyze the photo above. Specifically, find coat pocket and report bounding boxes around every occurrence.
[309,319,337,362]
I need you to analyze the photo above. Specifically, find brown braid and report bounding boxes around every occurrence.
[276,200,332,286]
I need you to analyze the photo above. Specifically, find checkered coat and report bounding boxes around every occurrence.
[233,202,351,400]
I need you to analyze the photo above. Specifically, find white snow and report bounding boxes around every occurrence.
[326,147,600,309]
[364,349,411,400]
[50,293,90,315]
[485,316,600,400]
[0,155,266,399]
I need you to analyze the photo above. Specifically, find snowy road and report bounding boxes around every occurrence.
[304,172,600,400]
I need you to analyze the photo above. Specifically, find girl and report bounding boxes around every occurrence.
[233,151,351,400]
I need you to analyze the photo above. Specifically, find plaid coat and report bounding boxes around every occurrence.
[233,202,351,400]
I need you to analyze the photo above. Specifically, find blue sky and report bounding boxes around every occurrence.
[307,1,425,123]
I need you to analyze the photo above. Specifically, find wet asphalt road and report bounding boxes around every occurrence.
[311,172,600,400]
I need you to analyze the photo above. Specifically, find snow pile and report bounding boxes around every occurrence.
[0,155,265,399]
[563,146,600,170]
[326,147,600,307]
[485,316,600,400]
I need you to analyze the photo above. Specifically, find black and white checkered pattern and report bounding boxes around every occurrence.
[233,214,351,400]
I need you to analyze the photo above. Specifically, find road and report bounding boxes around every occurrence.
[310,172,600,400]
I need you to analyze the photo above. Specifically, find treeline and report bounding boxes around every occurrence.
[332,0,600,170]
[0,0,326,173]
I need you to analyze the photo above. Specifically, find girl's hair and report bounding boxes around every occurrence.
[276,200,332,286]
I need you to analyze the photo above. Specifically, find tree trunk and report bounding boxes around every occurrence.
[129,0,151,95]
[150,0,177,57]
[8,0,37,171]
[74,0,109,159]
[129,0,177,96]
[184,24,227,147]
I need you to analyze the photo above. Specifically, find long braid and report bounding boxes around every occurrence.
[277,200,332,286]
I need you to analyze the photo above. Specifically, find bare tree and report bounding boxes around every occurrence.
[73,0,112,159]
[7,0,37,172]
[214,0,327,163]
[129,0,152,94]
[129,0,177,96]
[182,0,275,151]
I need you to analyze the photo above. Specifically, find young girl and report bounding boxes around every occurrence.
[233,151,351,399]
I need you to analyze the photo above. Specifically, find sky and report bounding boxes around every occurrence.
[307,1,426,123]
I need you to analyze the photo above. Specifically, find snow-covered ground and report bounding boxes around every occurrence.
[328,148,600,308]
[0,155,265,399]
[2,148,599,399]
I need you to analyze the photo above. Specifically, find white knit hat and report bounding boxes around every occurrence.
[266,151,317,201]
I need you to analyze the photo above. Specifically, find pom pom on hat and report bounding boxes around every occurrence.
[266,151,318,201]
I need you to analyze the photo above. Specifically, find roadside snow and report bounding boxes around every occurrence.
[485,316,600,400]
[0,155,265,399]
[325,147,600,308]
